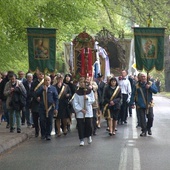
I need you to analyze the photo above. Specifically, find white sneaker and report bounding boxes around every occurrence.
[80,141,84,146]
[88,136,92,144]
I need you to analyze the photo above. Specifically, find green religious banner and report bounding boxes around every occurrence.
[27,28,56,72]
[134,27,165,72]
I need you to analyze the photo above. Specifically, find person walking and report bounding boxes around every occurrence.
[53,74,72,137]
[96,73,105,128]
[130,73,158,136]
[117,70,131,124]
[86,76,99,136]
[23,73,34,127]
[0,71,13,128]
[72,77,95,146]
[36,76,58,140]
[30,71,44,137]
[103,77,122,135]
[63,73,76,132]
[18,71,27,125]
[4,73,27,133]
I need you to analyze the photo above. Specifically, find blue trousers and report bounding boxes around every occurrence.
[9,109,21,129]
[39,108,53,137]
[2,101,9,124]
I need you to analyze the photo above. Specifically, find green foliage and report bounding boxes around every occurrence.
[0,0,170,72]
[150,69,165,91]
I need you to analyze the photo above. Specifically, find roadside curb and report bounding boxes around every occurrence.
[0,129,34,154]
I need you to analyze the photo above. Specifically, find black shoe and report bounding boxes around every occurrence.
[57,134,61,137]
[109,132,113,136]
[67,125,71,132]
[46,136,51,140]
[64,132,67,136]
[136,124,140,128]
[41,136,46,140]
[6,124,9,129]
[140,132,146,137]
[10,127,15,133]
[148,130,152,135]
[93,131,97,136]
[35,132,39,137]
[124,120,127,124]
[17,128,21,133]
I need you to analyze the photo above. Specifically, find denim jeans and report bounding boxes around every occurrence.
[2,101,9,124]
[9,109,21,129]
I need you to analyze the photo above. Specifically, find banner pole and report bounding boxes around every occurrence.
[44,70,48,118]
[146,72,149,114]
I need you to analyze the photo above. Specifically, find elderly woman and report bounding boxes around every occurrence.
[103,77,122,136]
[53,74,72,137]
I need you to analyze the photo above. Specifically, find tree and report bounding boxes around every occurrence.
[0,0,170,72]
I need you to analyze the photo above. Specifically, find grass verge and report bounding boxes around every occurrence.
[160,92,170,98]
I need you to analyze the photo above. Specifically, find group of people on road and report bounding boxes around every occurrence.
[0,69,158,146]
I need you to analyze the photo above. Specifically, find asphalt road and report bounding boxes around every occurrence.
[0,94,170,170]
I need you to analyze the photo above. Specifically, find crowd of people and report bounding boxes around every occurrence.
[0,70,158,146]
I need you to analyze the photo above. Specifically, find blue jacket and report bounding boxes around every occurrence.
[130,81,158,109]
[36,85,59,110]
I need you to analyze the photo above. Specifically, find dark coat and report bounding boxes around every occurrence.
[0,77,9,101]
[54,83,72,119]
[23,81,33,107]
[30,79,43,112]
[9,86,27,111]
[96,80,105,104]
[103,86,122,110]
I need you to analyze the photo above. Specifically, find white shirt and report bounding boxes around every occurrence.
[72,91,95,118]
[117,77,132,95]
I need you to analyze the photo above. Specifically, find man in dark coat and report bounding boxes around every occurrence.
[36,76,59,140]
[30,72,44,137]
[23,73,34,127]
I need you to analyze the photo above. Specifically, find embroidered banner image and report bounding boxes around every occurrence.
[34,38,49,59]
[134,27,165,72]
[27,28,56,72]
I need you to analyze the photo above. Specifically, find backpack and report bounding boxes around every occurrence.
[9,85,27,110]
[18,85,27,109]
